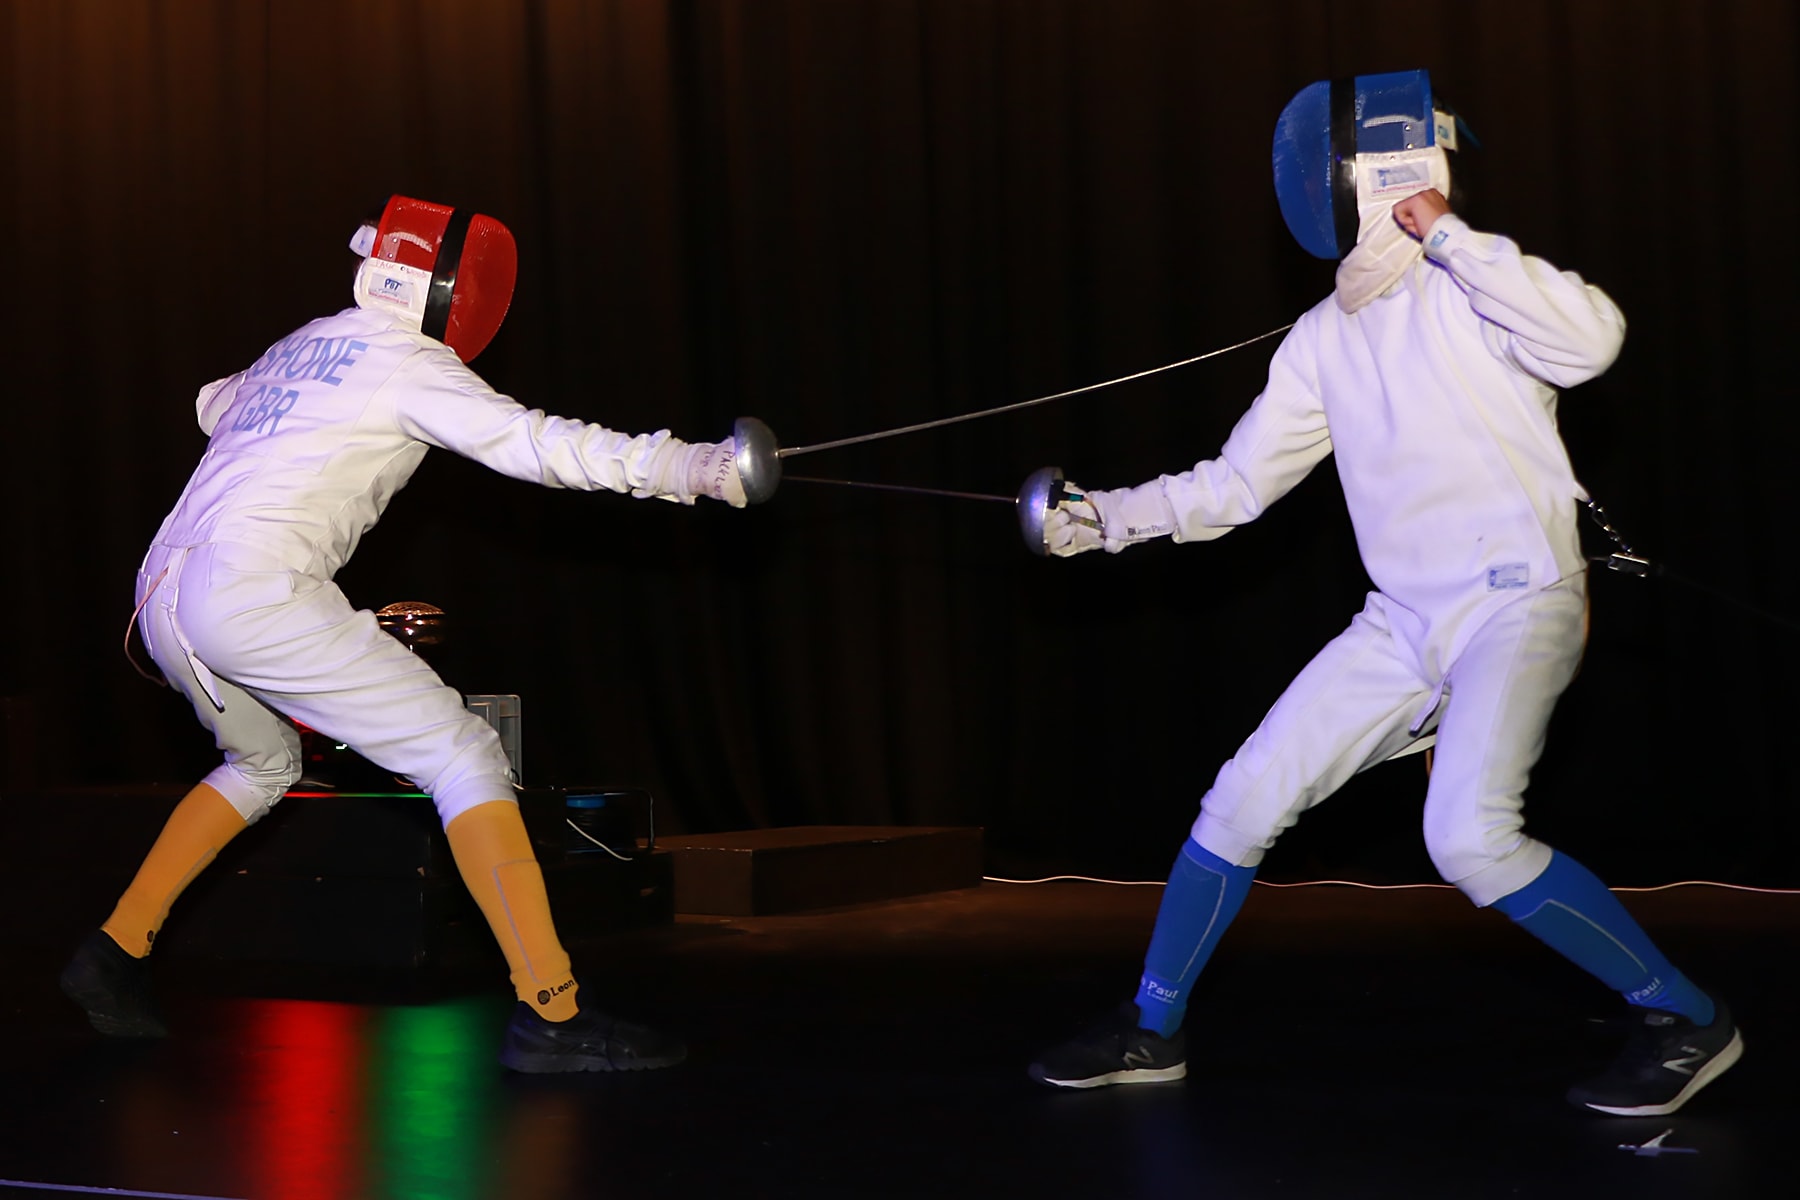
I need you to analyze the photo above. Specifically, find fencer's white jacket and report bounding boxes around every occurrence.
[1106,213,1624,670]
[151,305,700,580]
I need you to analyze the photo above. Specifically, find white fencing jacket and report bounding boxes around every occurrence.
[1103,214,1625,667]
[152,305,701,581]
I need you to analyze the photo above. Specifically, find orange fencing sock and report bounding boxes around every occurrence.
[445,800,580,1022]
[102,781,247,958]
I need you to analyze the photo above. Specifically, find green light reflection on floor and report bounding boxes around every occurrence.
[369,998,497,1200]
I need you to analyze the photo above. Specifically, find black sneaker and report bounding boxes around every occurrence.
[1568,1000,1743,1116]
[498,1001,687,1074]
[1028,1002,1187,1089]
[59,930,168,1038]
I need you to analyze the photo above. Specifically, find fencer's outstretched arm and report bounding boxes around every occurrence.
[1053,332,1332,555]
[388,350,745,506]
[1415,210,1626,389]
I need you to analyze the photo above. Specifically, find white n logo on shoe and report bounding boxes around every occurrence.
[1123,1048,1158,1068]
[1663,1045,1707,1076]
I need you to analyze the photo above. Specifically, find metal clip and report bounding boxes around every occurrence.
[1602,552,1655,577]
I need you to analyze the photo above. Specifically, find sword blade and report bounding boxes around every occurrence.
[783,476,1014,504]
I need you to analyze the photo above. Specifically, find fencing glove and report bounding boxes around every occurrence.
[1047,480,1179,556]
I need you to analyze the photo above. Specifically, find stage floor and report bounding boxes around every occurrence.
[0,879,1792,1199]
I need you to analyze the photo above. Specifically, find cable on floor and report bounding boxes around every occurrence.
[981,874,1800,894]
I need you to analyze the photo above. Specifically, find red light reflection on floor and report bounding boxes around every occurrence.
[242,999,372,1200]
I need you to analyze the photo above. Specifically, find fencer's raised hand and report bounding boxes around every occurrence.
[1392,188,1452,241]
[683,441,748,508]
[1045,483,1105,557]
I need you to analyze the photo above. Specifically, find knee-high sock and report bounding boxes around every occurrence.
[1134,838,1257,1037]
[1491,850,1714,1024]
[445,800,580,1022]
[103,782,247,958]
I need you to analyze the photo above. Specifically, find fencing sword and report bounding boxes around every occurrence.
[737,338,1800,622]
[728,320,1295,552]
[755,465,1076,558]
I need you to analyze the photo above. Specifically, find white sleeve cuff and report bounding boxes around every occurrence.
[1421,212,1472,262]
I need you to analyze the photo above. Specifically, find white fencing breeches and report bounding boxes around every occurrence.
[1190,574,1588,907]
[137,541,516,825]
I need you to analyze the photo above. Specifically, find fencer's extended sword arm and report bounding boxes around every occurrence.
[1137,323,1334,546]
[390,351,732,504]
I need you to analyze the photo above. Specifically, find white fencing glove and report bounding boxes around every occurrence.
[1044,482,1104,557]
[682,440,747,508]
[642,435,748,507]
[1049,479,1180,556]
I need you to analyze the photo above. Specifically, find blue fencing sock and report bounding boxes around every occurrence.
[1133,839,1257,1038]
[1490,850,1714,1025]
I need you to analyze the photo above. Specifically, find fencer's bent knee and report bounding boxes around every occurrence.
[411,712,519,825]
[203,755,302,824]
[1425,822,1553,908]
[431,771,520,826]
[1190,809,1272,870]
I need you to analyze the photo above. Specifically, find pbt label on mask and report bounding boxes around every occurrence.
[368,270,420,308]
[1487,563,1530,591]
[356,257,432,318]
[1367,159,1434,198]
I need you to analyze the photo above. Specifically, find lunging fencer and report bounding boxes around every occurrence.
[60,194,756,1073]
[1026,71,1741,1116]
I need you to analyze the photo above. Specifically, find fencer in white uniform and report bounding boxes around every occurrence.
[1067,170,1600,909]
[1027,71,1741,1117]
[62,195,741,1074]
[141,267,742,832]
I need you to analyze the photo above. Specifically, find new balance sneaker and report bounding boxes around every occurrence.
[1028,1003,1187,1089]
[1568,999,1743,1116]
[59,929,168,1038]
[498,1001,687,1073]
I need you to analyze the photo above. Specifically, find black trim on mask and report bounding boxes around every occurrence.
[423,208,473,344]
[1328,77,1359,259]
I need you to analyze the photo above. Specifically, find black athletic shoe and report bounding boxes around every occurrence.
[1568,1000,1743,1116]
[1028,1002,1187,1089]
[498,1001,687,1074]
[59,930,168,1039]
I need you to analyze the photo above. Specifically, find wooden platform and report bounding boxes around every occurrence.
[656,825,984,915]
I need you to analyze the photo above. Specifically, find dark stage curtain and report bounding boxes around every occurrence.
[4,0,1796,884]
